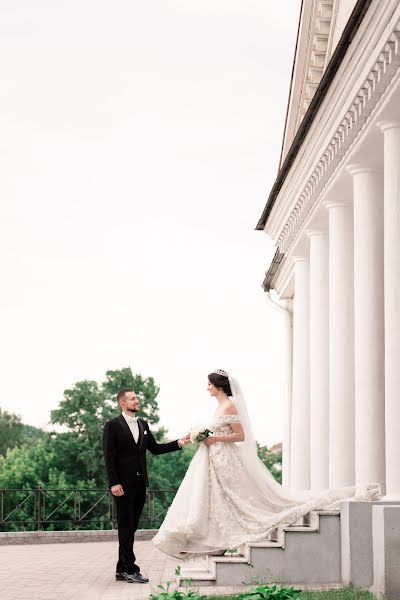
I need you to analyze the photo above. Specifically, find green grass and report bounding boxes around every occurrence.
[203,590,377,600]
[300,589,376,600]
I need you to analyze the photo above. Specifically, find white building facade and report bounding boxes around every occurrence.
[181,2,400,593]
[257,0,400,502]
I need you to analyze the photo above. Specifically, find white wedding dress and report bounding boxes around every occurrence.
[153,376,381,558]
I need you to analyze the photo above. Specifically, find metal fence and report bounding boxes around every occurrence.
[0,486,177,531]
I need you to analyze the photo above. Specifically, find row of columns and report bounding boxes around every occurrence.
[289,122,400,498]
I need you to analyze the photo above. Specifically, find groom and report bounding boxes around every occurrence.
[103,388,189,583]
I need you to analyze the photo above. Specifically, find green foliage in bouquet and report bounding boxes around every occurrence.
[238,584,301,600]
[194,429,213,443]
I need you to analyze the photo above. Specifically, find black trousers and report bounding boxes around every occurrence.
[114,479,147,574]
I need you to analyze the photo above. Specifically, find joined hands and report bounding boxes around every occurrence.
[178,434,191,447]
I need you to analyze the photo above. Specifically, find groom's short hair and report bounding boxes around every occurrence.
[117,388,134,404]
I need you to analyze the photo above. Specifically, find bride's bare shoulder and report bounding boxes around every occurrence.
[221,401,238,416]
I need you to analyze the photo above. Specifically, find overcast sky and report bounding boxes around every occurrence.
[0,0,299,446]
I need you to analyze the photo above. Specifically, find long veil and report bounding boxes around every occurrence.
[228,375,338,508]
[152,371,381,558]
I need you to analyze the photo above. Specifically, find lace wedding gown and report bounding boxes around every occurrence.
[152,414,381,558]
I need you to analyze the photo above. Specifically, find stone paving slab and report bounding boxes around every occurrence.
[0,540,248,600]
[0,540,345,600]
[0,529,157,545]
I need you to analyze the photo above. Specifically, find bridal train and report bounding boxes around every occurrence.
[152,413,380,558]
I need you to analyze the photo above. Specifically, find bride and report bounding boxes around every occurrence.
[152,369,381,558]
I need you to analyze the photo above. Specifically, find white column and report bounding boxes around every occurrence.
[379,122,400,499]
[290,257,310,490]
[324,199,355,488]
[265,294,293,487]
[282,300,293,487]
[347,165,385,489]
[307,230,329,491]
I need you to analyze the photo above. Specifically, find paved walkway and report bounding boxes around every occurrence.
[0,540,244,600]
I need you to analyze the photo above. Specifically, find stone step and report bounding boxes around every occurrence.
[179,510,342,587]
[283,526,318,532]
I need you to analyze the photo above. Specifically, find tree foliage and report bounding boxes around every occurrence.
[0,407,45,456]
[0,367,282,531]
[48,367,165,486]
[257,443,282,484]
[0,443,70,490]
[50,368,161,433]
[102,368,161,425]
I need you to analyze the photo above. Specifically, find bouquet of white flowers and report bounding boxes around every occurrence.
[189,425,213,444]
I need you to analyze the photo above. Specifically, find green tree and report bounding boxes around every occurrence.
[0,365,284,533]
[0,407,45,456]
[257,443,282,484]
[0,443,69,490]
[51,368,162,432]
[48,367,171,488]
[0,368,200,531]
[0,442,103,532]
[102,368,161,426]
[49,380,109,485]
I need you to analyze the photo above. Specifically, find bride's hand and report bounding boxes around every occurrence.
[203,436,217,446]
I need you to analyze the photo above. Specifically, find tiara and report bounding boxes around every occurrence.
[212,368,229,377]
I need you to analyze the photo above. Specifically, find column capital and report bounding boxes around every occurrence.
[346,163,382,177]
[305,228,328,238]
[323,198,352,210]
[377,120,400,133]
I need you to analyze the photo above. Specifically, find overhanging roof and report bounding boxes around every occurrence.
[256,0,373,234]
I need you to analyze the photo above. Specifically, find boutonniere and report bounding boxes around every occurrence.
[144,430,147,435]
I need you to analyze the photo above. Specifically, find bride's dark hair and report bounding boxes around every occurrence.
[208,372,232,396]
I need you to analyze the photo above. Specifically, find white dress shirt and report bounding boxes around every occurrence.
[121,411,139,444]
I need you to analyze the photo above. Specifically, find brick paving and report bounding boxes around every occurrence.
[0,540,246,600]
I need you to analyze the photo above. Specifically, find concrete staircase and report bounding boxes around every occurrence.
[177,510,342,587]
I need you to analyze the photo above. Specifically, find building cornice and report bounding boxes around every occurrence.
[277,21,400,255]
[295,0,336,135]
[260,3,400,292]
[256,0,374,233]
[280,1,336,166]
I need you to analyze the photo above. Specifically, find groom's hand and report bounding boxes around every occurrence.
[178,434,191,447]
[111,484,124,497]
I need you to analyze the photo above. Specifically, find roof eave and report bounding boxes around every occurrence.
[256,0,374,234]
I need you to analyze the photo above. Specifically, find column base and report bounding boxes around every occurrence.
[381,493,400,501]
[341,500,400,588]
[373,505,400,599]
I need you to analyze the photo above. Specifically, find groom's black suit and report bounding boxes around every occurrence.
[103,414,181,575]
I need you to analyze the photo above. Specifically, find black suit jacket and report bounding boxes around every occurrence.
[103,414,181,489]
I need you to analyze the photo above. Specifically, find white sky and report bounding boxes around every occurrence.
[0,0,299,446]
